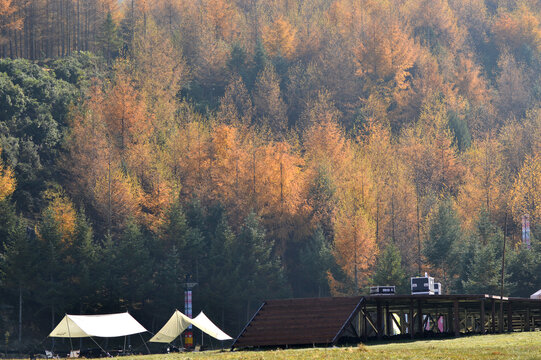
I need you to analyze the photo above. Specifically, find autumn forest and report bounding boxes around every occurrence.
[0,0,541,350]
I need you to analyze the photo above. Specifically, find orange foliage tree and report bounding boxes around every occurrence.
[42,189,77,245]
[0,0,22,46]
[332,153,377,294]
[492,4,541,56]
[204,0,240,41]
[253,64,288,135]
[458,135,506,229]
[262,16,297,60]
[511,152,541,227]
[0,148,15,201]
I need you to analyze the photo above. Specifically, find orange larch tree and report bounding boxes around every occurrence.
[262,16,297,60]
[511,152,541,227]
[457,135,506,230]
[253,63,288,135]
[0,147,15,201]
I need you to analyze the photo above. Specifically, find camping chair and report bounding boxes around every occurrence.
[69,349,80,358]
[44,350,59,359]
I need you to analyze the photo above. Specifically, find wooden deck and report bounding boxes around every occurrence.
[232,294,541,349]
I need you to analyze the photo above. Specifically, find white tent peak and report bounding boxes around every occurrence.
[192,311,233,341]
[148,310,193,343]
[49,312,147,338]
[531,289,541,299]
[149,310,232,343]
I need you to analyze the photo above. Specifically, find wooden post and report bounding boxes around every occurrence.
[357,309,362,339]
[448,305,453,333]
[499,298,504,333]
[526,306,531,332]
[386,303,391,336]
[507,301,513,333]
[376,301,383,340]
[417,301,423,335]
[453,299,460,337]
[362,302,368,341]
[409,300,414,339]
[491,300,496,333]
[480,299,485,334]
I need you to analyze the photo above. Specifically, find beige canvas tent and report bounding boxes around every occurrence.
[148,310,193,343]
[531,289,541,299]
[49,312,147,338]
[190,312,232,341]
[150,310,232,343]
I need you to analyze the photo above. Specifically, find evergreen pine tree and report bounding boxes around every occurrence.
[227,43,248,80]
[461,209,505,294]
[1,216,39,345]
[298,226,334,297]
[462,241,501,294]
[234,212,288,302]
[101,220,152,310]
[506,235,540,297]
[63,210,97,311]
[98,12,121,64]
[371,243,408,294]
[424,199,463,286]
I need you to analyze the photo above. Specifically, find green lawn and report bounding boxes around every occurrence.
[117,332,541,360]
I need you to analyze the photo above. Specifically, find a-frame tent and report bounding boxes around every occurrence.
[148,310,193,343]
[150,310,232,344]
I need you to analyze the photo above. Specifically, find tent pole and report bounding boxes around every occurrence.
[123,336,126,353]
[178,313,184,350]
[138,333,150,354]
[89,336,109,357]
[66,315,74,354]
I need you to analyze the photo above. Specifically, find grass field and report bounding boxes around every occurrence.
[114,332,541,360]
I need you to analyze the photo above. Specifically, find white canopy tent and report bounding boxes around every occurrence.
[150,310,232,343]
[148,310,193,343]
[49,312,147,338]
[191,312,233,341]
[49,312,149,357]
[531,289,541,299]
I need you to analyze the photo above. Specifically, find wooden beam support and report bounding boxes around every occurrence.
[448,305,453,334]
[507,301,513,333]
[526,306,531,332]
[453,299,460,337]
[362,309,378,336]
[499,299,504,333]
[480,299,485,334]
[409,300,414,339]
[491,300,496,333]
[417,300,423,335]
[386,302,391,336]
[376,301,383,340]
[362,302,368,341]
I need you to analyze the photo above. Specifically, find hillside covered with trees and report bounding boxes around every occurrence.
[1,0,541,351]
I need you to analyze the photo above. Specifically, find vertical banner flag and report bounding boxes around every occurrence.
[185,290,193,347]
[522,214,531,250]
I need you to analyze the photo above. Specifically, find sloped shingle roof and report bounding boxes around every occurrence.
[232,296,363,348]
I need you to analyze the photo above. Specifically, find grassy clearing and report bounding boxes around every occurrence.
[116,332,541,360]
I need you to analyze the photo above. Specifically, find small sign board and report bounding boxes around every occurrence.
[370,286,396,295]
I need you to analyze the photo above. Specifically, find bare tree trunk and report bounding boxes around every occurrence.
[499,211,508,332]
[18,286,22,347]
[416,185,421,274]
